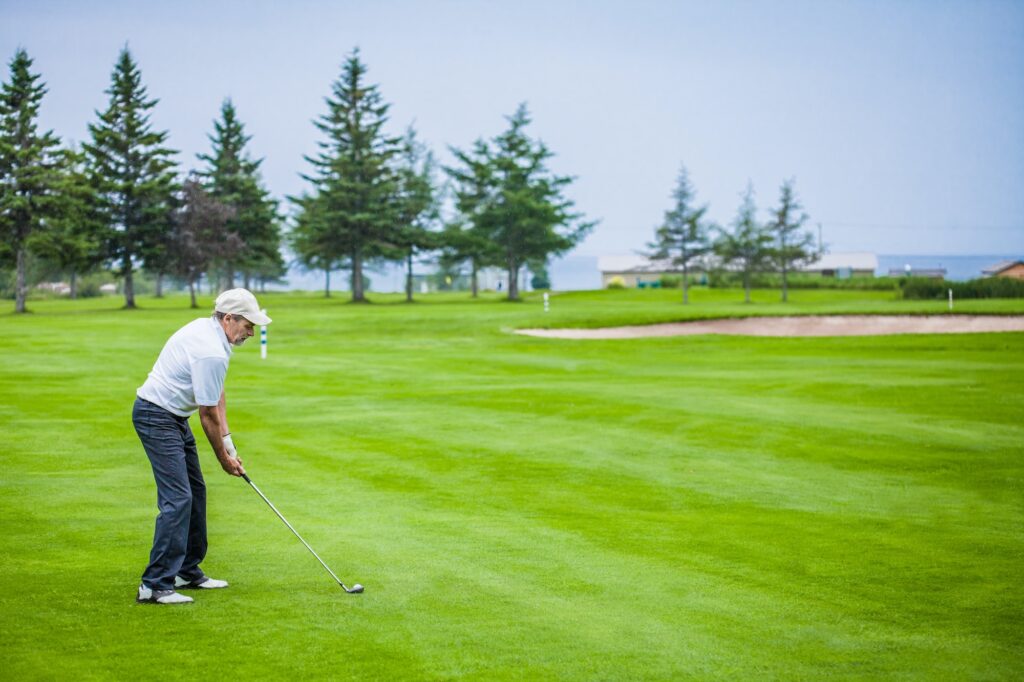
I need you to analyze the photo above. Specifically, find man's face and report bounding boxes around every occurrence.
[222,314,255,346]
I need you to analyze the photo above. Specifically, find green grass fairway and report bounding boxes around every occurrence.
[2,288,1022,679]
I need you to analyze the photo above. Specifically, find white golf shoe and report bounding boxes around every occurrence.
[175,575,229,589]
[137,584,194,605]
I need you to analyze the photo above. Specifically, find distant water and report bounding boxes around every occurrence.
[549,254,602,290]
[876,255,1019,281]
[273,253,1019,292]
[274,254,606,293]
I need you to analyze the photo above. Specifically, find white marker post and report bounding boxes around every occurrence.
[543,292,549,313]
[260,308,268,359]
[948,289,953,311]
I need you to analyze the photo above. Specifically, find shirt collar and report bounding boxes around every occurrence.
[211,316,233,355]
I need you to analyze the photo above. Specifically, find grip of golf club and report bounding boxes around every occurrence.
[228,451,250,483]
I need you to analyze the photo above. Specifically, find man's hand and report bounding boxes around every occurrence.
[199,405,245,477]
[220,434,244,476]
[219,451,246,477]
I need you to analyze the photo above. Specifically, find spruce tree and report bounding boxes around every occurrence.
[438,219,495,298]
[446,104,592,301]
[767,178,816,302]
[290,191,344,297]
[295,49,401,303]
[84,47,177,309]
[28,146,104,298]
[197,99,282,290]
[444,138,501,298]
[647,165,712,304]
[391,126,438,302]
[715,183,773,303]
[0,48,63,313]
[527,258,551,290]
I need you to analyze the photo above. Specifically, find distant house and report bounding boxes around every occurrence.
[799,252,877,278]
[36,281,71,295]
[982,260,1024,280]
[597,255,710,288]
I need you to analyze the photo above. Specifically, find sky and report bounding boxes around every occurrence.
[2,0,1023,259]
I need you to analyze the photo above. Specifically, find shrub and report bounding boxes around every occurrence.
[77,281,102,298]
[531,271,551,290]
[707,271,899,291]
[65,272,116,298]
[0,269,13,300]
[607,276,626,289]
[900,277,1024,300]
[659,274,682,289]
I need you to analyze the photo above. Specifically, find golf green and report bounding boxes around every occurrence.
[1,288,1022,679]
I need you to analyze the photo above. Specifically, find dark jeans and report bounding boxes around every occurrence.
[133,397,208,590]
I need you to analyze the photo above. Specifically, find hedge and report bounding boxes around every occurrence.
[900,276,1024,300]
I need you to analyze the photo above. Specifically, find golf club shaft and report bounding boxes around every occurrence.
[241,473,351,590]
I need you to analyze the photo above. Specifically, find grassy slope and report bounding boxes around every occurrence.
[0,288,1022,680]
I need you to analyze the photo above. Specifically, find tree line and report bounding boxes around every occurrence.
[1,47,592,312]
[647,166,818,303]
[0,48,284,312]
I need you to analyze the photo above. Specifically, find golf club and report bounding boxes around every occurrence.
[241,473,364,594]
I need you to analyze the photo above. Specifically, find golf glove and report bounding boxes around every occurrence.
[223,433,237,459]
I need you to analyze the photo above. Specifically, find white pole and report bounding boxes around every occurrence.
[948,289,953,311]
[260,308,268,359]
[543,292,550,313]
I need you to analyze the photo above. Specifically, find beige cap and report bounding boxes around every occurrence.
[214,288,272,325]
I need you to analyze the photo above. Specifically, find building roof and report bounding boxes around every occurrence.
[982,260,1024,276]
[801,252,878,271]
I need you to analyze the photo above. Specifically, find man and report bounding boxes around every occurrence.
[133,288,271,605]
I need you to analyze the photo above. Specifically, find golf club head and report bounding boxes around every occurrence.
[344,583,364,594]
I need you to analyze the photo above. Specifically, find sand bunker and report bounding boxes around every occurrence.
[516,315,1024,339]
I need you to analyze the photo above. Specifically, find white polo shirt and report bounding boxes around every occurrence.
[137,317,233,417]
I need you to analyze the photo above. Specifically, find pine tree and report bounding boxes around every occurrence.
[197,99,282,290]
[715,183,773,303]
[446,104,592,301]
[391,126,438,302]
[437,219,494,298]
[294,49,401,303]
[27,146,104,298]
[0,48,63,313]
[83,47,178,309]
[767,178,816,302]
[527,258,551,290]
[444,139,501,298]
[141,191,178,298]
[289,191,344,297]
[647,165,712,304]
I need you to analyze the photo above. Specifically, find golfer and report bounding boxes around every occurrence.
[133,288,271,604]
